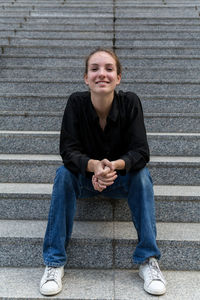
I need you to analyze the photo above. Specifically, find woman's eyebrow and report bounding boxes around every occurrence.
[90,63,114,66]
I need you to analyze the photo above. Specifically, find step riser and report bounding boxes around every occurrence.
[0,162,199,185]
[5,38,200,47]
[0,237,199,270]
[3,23,200,30]
[3,46,200,56]
[1,134,199,156]
[2,46,106,56]
[1,115,199,132]
[1,82,200,96]
[10,31,200,39]
[0,196,199,223]
[6,24,200,30]
[116,40,200,47]
[116,11,199,18]
[1,68,200,81]
[0,96,198,113]
[14,31,114,39]
[2,57,200,68]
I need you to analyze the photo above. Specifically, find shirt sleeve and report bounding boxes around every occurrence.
[59,94,90,176]
[120,92,150,172]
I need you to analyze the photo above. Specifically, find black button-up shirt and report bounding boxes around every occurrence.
[60,90,149,177]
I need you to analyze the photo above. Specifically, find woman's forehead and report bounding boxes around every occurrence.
[88,51,115,64]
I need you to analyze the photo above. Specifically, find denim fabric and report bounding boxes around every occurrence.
[43,166,161,267]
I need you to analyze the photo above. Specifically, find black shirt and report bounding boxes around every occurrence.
[60,90,149,177]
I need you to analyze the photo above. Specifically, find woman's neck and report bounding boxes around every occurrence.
[91,91,114,119]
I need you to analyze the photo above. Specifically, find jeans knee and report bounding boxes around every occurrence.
[131,167,153,190]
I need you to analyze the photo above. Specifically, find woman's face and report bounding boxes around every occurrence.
[84,51,121,97]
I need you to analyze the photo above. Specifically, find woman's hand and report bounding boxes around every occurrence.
[92,168,118,191]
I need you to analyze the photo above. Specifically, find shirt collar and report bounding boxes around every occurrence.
[89,90,119,122]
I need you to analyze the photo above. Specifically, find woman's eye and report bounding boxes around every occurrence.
[107,68,113,71]
[91,68,97,71]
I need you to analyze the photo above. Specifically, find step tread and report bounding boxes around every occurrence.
[1,183,200,197]
[1,220,200,242]
[1,130,200,136]
[0,154,200,163]
[0,267,199,300]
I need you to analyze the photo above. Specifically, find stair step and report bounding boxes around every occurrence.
[116,31,200,39]
[0,109,199,132]
[2,45,98,55]
[1,65,200,81]
[2,55,200,68]
[116,39,200,47]
[14,30,113,38]
[1,79,200,96]
[0,183,199,222]
[8,38,113,46]
[0,220,199,269]
[117,47,200,55]
[5,29,200,40]
[0,267,199,300]
[0,131,199,156]
[7,23,200,30]
[115,8,198,18]
[0,94,198,113]
[0,154,199,185]
[3,44,200,56]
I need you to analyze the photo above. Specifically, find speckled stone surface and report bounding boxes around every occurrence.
[0,220,199,269]
[1,132,199,156]
[1,189,200,222]
[0,157,199,184]
[11,38,113,47]
[0,92,199,113]
[1,112,199,132]
[0,268,199,299]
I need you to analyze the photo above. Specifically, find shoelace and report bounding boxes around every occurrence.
[148,259,163,281]
[46,267,58,282]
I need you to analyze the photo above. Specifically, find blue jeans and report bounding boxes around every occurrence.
[43,166,161,267]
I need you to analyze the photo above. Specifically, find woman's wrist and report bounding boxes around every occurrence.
[112,159,125,170]
[86,159,100,172]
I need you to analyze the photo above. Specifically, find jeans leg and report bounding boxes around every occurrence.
[126,167,161,264]
[43,166,80,267]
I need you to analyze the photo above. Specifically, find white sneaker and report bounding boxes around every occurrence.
[40,266,64,296]
[139,257,167,295]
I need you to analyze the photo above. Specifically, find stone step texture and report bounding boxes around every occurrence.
[0,219,200,270]
[1,131,199,156]
[0,154,199,185]
[0,4,200,299]
[1,268,200,300]
[0,183,199,223]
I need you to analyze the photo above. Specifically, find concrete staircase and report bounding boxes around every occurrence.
[0,0,200,299]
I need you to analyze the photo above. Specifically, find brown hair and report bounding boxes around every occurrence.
[84,48,122,76]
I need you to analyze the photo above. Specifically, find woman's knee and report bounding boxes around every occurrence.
[130,167,153,189]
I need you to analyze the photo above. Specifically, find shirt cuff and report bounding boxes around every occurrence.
[80,156,91,177]
[120,155,132,173]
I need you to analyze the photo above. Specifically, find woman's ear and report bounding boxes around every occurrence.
[117,73,122,85]
[84,73,89,85]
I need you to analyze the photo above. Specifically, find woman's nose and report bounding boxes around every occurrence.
[98,68,106,77]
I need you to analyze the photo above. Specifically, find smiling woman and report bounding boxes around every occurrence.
[39,48,167,297]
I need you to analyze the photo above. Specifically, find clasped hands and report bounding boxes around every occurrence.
[92,159,118,192]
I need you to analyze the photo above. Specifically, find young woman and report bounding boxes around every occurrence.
[40,48,167,296]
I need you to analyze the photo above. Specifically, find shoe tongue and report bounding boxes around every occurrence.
[149,258,157,266]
